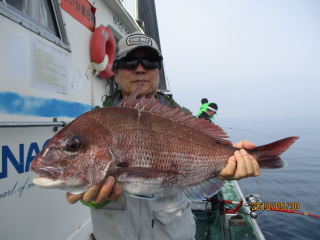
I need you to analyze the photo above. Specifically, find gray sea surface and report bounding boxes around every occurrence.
[219,117,320,240]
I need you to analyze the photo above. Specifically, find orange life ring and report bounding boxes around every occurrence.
[90,25,116,79]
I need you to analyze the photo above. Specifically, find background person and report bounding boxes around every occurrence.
[198,102,218,122]
[197,98,217,123]
[197,98,209,117]
[66,31,260,240]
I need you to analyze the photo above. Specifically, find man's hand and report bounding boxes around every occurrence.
[217,140,261,180]
[66,176,122,204]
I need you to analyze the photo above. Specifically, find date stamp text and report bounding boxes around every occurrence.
[251,202,300,211]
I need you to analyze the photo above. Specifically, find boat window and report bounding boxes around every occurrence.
[0,0,71,51]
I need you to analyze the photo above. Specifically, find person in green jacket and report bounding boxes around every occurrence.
[197,98,217,123]
[196,98,209,117]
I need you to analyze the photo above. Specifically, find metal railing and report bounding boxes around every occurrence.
[0,118,69,131]
[0,122,68,128]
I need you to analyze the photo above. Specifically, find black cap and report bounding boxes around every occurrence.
[201,98,208,104]
[207,103,218,112]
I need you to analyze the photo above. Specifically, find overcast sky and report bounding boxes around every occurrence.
[124,0,320,120]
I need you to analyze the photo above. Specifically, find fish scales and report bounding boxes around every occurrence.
[30,84,299,200]
[102,107,236,194]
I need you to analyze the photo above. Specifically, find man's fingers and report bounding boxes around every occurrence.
[66,176,120,204]
[217,156,236,180]
[233,140,255,150]
[82,184,101,203]
[94,176,115,203]
[251,155,261,177]
[66,192,83,204]
[234,150,248,179]
[107,182,122,202]
[233,140,247,148]
[225,156,236,176]
[240,149,254,176]
[242,140,255,150]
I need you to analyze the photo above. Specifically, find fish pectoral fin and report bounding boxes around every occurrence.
[183,178,225,201]
[116,167,183,179]
[124,192,157,200]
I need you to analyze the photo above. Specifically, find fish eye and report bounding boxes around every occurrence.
[66,138,81,152]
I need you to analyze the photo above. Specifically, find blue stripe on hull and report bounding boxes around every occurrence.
[0,91,92,118]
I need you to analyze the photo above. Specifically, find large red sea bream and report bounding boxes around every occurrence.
[31,84,298,200]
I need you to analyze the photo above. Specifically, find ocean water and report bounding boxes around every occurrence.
[219,117,320,240]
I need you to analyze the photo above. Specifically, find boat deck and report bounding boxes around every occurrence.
[193,181,264,240]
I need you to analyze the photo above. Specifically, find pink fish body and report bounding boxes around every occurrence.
[31,84,298,200]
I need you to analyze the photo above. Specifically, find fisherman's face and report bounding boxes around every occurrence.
[114,49,160,98]
[208,111,215,117]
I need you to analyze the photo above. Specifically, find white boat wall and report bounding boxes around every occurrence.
[0,0,141,239]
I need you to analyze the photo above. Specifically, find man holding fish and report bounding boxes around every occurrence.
[66,32,261,239]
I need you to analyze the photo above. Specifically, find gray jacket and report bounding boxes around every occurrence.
[91,189,196,240]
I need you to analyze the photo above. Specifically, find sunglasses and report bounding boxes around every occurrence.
[114,58,161,70]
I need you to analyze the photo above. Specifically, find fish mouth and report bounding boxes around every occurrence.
[32,176,89,194]
[33,175,64,188]
[30,166,61,180]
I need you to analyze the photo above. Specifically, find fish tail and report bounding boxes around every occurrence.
[254,136,299,169]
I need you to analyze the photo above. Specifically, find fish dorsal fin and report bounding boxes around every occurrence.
[119,83,231,145]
